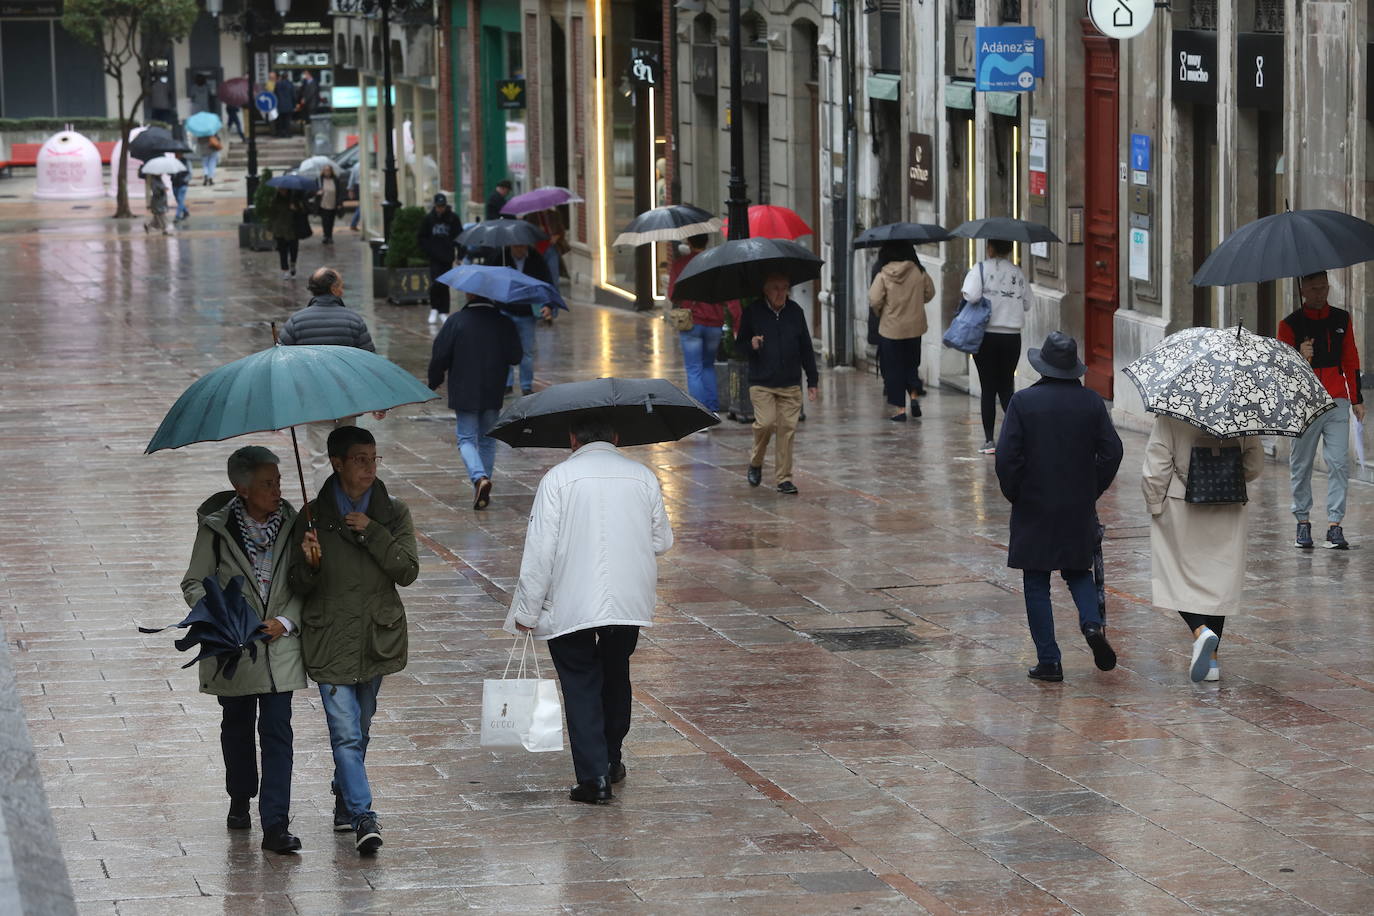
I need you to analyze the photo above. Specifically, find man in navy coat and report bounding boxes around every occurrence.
[995,331,1123,682]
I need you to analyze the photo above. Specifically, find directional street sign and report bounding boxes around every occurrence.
[254,91,276,115]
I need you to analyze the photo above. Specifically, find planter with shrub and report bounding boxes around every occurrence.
[238,168,276,251]
[377,205,430,304]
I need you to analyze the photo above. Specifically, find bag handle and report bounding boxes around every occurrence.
[501,631,542,680]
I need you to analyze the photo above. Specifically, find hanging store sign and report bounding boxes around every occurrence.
[1087,0,1154,40]
[1237,33,1283,111]
[497,79,526,110]
[0,0,62,15]
[907,132,933,201]
[1171,30,1217,104]
[974,26,1043,92]
[740,48,769,104]
[692,44,716,96]
[629,40,662,87]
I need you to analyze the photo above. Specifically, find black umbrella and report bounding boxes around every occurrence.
[487,378,720,448]
[138,576,270,681]
[854,222,951,248]
[613,204,721,246]
[457,219,548,250]
[951,217,1061,244]
[128,126,190,160]
[671,237,824,303]
[1192,209,1374,286]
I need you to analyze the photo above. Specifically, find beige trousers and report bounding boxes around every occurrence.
[749,385,802,484]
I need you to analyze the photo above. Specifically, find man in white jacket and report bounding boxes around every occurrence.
[504,411,674,804]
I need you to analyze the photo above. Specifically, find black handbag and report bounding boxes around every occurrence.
[1184,445,1248,505]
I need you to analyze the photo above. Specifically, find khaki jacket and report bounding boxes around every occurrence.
[869,260,935,341]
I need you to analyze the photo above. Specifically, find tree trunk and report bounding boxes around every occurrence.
[113,77,132,219]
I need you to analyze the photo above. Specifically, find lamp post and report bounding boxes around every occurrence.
[725,0,749,241]
[205,0,292,207]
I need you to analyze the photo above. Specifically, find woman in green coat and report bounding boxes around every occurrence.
[266,187,306,279]
[181,446,306,854]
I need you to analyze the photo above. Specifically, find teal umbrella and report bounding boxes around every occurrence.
[146,343,438,521]
[185,111,222,138]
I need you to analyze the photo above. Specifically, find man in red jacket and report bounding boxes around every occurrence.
[1279,271,1366,549]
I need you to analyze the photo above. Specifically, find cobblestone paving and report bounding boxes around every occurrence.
[4,181,1374,914]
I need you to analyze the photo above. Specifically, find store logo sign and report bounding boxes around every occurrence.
[974,27,1043,93]
[1170,30,1218,104]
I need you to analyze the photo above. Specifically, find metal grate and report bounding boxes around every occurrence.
[1254,0,1283,32]
[807,628,922,652]
[955,0,975,22]
[1000,0,1021,23]
[1189,0,1218,30]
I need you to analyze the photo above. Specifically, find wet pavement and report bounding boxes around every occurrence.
[4,175,1374,914]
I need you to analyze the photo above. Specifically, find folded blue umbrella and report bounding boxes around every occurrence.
[266,174,318,193]
[436,264,568,311]
[139,576,269,681]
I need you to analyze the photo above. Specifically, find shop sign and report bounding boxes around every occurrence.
[1130,133,1150,171]
[1129,228,1150,281]
[1171,30,1217,104]
[953,23,976,79]
[740,48,768,103]
[1237,33,1282,111]
[497,79,526,111]
[629,40,661,87]
[974,26,1042,92]
[907,132,933,201]
[0,0,61,16]
[692,44,716,96]
[1087,0,1153,40]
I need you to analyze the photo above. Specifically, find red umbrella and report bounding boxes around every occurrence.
[217,77,251,108]
[721,204,812,240]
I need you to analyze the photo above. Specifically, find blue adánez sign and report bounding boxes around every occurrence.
[255,91,276,115]
[974,26,1044,92]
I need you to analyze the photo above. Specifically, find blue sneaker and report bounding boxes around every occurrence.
[1295,521,1314,549]
[1325,525,1350,550]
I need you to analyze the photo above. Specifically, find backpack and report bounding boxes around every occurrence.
[942,262,992,354]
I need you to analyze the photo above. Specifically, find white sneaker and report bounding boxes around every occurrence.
[1203,662,1220,682]
[281,270,291,280]
[427,309,440,324]
[1189,627,1219,682]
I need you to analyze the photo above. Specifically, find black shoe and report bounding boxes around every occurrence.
[909,400,922,419]
[777,481,799,495]
[569,776,613,805]
[889,412,907,422]
[521,387,534,396]
[1028,662,1064,682]
[1295,521,1314,549]
[747,466,762,487]
[355,815,382,854]
[261,825,302,854]
[227,798,251,831]
[609,762,627,785]
[506,385,514,395]
[1083,623,1117,671]
[331,783,351,833]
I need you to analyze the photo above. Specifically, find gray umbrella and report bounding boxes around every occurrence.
[457,219,548,249]
[671,237,823,303]
[854,222,951,248]
[951,217,1061,243]
[487,378,719,448]
[1192,209,1374,286]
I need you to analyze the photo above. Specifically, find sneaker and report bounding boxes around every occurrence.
[1189,627,1219,682]
[889,412,907,422]
[1295,521,1314,549]
[1325,525,1349,550]
[777,481,799,495]
[746,466,762,487]
[331,783,350,832]
[281,270,291,280]
[521,388,534,396]
[1203,662,1220,682]
[1083,622,1117,671]
[427,308,440,324]
[355,815,382,854]
[978,441,996,455]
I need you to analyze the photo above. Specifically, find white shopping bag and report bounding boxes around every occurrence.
[480,634,564,752]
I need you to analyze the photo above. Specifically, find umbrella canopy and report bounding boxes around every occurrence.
[266,174,319,193]
[296,155,339,179]
[721,204,812,240]
[185,111,222,137]
[138,576,270,681]
[951,217,1061,243]
[613,204,721,247]
[854,222,952,248]
[217,76,251,108]
[501,186,584,217]
[457,219,548,249]
[146,344,439,453]
[671,237,824,303]
[1192,209,1374,286]
[140,156,187,176]
[128,127,190,159]
[488,378,719,448]
[1122,325,1335,439]
[436,264,567,310]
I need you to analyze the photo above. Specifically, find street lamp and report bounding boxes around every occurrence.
[725,0,750,241]
[205,0,292,206]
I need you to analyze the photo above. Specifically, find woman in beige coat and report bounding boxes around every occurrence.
[869,241,936,421]
[1142,415,1263,683]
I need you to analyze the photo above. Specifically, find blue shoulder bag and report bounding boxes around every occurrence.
[942,261,992,354]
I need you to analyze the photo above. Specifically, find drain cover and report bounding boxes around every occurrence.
[808,627,921,651]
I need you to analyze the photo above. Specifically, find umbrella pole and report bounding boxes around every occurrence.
[289,426,314,530]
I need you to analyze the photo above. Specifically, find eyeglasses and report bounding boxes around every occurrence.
[345,454,381,468]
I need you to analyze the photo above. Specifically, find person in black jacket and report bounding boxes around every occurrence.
[994,332,1124,683]
[501,242,556,396]
[485,179,513,220]
[418,193,464,325]
[733,274,819,495]
[428,295,523,509]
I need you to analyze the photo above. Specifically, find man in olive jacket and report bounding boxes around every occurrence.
[290,426,418,854]
[181,446,306,854]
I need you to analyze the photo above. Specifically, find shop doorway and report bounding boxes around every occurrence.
[1082,28,1119,400]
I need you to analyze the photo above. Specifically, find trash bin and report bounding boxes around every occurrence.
[307,114,334,156]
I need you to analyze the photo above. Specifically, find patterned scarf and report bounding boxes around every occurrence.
[230,496,283,602]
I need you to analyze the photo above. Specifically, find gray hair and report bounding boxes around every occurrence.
[227,446,279,488]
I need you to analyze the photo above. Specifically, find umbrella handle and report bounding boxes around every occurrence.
[271,322,280,345]
[289,426,314,530]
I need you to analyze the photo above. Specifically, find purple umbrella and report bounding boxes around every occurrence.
[217,77,251,108]
[501,186,584,217]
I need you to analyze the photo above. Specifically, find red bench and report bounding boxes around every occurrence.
[95,141,117,163]
[0,142,42,174]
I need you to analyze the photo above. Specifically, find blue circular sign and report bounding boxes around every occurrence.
[255,91,276,114]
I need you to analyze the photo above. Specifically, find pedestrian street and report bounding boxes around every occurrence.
[6,197,1374,914]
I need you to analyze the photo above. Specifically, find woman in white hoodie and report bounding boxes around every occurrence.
[869,241,936,421]
[961,238,1030,453]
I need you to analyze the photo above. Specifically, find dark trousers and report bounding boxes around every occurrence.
[547,626,640,782]
[218,692,293,830]
[877,335,922,408]
[274,111,292,137]
[428,261,452,314]
[1179,612,1225,644]
[276,238,299,271]
[1023,569,1101,665]
[320,211,336,242]
[973,331,1021,442]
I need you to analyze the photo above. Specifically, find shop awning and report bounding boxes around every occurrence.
[945,81,974,110]
[866,73,901,102]
[985,92,1020,117]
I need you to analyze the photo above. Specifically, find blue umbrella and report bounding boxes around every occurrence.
[436,264,568,311]
[139,576,269,681]
[266,174,318,193]
[185,111,223,138]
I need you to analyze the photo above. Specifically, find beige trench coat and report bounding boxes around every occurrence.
[1141,416,1264,614]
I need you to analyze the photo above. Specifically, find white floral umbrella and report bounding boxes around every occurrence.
[1123,325,1335,438]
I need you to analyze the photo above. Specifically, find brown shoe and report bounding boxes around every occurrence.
[473,477,492,510]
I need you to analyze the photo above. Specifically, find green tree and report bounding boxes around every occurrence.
[62,0,199,218]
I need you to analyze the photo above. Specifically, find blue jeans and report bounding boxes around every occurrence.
[1023,569,1101,665]
[173,183,189,219]
[505,313,537,391]
[319,677,382,828]
[349,204,360,228]
[1291,398,1350,523]
[544,245,560,281]
[679,325,723,411]
[200,150,219,181]
[455,408,501,483]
